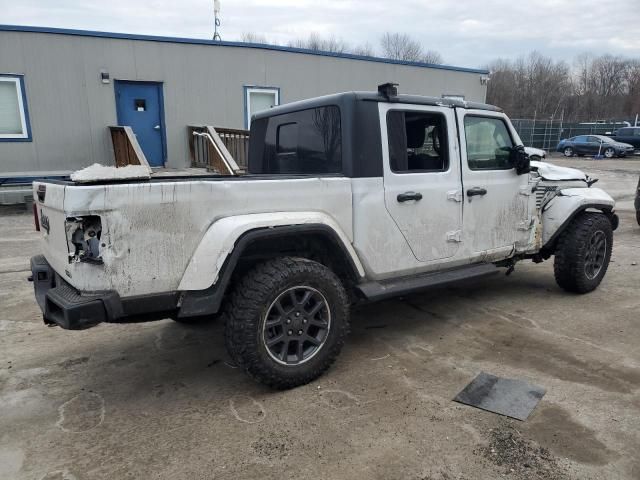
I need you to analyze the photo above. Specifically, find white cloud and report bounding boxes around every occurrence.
[0,0,638,67]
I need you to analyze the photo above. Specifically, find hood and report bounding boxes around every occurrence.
[530,160,588,182]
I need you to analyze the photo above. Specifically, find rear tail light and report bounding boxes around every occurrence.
[33,203,40,231]
[66,216,103,264]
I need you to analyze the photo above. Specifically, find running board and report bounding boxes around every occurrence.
[355,264,500,302]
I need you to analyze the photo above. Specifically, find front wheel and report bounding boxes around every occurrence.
[554,212,613,293]
[603,147,615,158]
[224,257,350,389]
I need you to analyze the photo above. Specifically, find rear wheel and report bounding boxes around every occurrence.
[224,257,350,389]
[563,147,574,157]
[554,212,613,293]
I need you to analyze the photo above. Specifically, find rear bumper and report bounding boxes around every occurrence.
[30,255,179,330]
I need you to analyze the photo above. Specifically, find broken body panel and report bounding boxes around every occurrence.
[31,91,617,329]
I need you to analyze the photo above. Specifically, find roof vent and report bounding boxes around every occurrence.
[378,82,398,99]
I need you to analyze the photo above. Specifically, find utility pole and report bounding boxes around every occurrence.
[213,0,221,41]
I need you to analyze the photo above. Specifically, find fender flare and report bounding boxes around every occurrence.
[541,187,616,251]
[176,213,365,317]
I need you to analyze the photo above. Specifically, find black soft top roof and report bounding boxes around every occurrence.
[253,91,502,121]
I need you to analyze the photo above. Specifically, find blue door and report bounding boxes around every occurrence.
[114,81,166,167]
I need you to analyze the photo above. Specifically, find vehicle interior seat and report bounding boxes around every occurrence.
[406,121,444,171]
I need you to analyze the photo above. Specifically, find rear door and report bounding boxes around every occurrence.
[587,136,604,155]
[380,103,463,263]
[456,110,530,260]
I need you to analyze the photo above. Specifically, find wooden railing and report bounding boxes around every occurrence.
[109,126,151,168]
[215,127,250,169]
[188,126,242,175]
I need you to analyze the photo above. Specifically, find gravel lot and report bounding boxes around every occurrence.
[1,157,639,480]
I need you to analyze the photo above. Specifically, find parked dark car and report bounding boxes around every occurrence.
[556,135,634,158]
[610,127,640,150]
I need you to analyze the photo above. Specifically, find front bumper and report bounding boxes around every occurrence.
[30,255,180,330]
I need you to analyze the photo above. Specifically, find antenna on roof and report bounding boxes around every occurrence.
[213,0,222,41]
[378,82,398,99]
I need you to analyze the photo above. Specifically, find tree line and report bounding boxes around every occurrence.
[487,52,640,122]
[240,31,444,65]
[239,32,639,122]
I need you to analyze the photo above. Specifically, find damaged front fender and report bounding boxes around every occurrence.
[540,187,615,247]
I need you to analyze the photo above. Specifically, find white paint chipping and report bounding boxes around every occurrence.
[70,163,151,183]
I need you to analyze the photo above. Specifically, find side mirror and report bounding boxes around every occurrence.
[510,145,530,175]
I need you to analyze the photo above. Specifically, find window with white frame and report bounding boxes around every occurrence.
[245,86,279,128]
[0,75,30,140]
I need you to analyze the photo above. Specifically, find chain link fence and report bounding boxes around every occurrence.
[510,119,632,150]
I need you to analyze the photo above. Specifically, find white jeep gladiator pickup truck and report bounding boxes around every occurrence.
[30,84,618,389]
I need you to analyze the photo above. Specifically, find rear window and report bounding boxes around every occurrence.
[260,106,342,174]
[618,128,632,136]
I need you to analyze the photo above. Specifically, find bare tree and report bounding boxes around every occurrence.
[288,33,349,53]
[241,32,269,44]
[352,42,375,57]
[380,32,423,62]
[421,50,444,65]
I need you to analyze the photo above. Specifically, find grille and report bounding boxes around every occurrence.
[535,185,557,209]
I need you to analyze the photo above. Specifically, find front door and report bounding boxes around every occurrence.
[457,110,530,259]
[380,103,463,263]
[114,81,165,167]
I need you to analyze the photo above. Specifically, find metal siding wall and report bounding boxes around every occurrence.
[0,31,486,174]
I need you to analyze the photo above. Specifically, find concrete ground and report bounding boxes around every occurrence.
[1,158,639,480]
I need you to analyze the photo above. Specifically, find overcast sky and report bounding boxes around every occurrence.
[1,0,639,68]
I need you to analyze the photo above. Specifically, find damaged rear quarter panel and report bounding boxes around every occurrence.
[59,177,353,296]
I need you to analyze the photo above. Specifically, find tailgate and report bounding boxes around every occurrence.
[33,182,71,277]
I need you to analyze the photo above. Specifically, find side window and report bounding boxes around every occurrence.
[0,74,31,141]
[618,128,631,136]
[463,116,513,170]
[262,106,342,174]
[587,136,601,143]
[574,136,587,143]
[245,86,279,128]
[635,129,640,137]
[387,111,448,173]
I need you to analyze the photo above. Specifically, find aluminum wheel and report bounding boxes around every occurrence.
[604,147,615,158]
[584,230,607,280]
[262,286,331,365]
[563,147,573,157]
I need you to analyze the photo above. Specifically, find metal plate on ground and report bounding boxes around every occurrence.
[453,372,546,421]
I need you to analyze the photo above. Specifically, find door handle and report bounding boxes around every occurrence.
[397,191,423,202]
[466,187,487,197]
[154,125,161,130]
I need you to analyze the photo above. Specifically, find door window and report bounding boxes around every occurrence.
[387,111,448,173]
[587,136,602,143]
[574,136,588,143]
[464,116,513,170]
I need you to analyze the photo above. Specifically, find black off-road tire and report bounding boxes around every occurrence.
[553,212,613,293]
[223,257,350,389]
